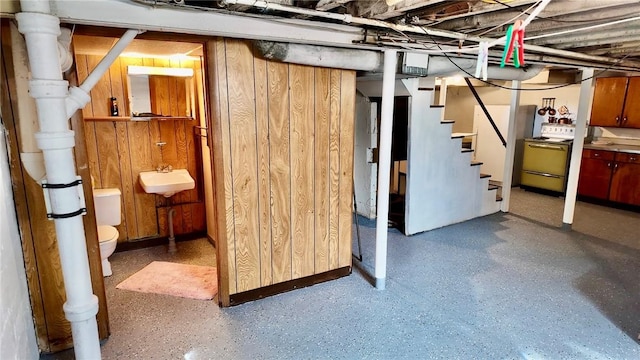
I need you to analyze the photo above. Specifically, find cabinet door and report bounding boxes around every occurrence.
[590,77,628,127]
[621,77,640,129]
[578,157,613,200]
[609,162,640,205]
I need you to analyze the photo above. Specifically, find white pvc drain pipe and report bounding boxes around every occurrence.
[16,0,139,358]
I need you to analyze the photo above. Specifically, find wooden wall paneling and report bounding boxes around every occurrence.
[253,45,273,286]
[267,60,292,284]
[168,60,180,118]
[181,202,194,234]
[289,64,316,278]
[191,202,206,232]
[328,69,342,270]
[1,27,49,349]
[127,121,159,239]
[338,70,356,268]
[226,40,261,292]
[174,119,189,205]
[94,121,126,240]
[28,176,71,347]
[87,55,111,117]
[208,38,237,299]
[109,57,137,240]
[74,55,94,118]
[172,205,185,235]
[149,120,163,175]
[183,59,199,204]
[158,119,179,167]
[75,55,101,188]
[157,206,168,236]
[314,67,331,274]
[114,121,137,239]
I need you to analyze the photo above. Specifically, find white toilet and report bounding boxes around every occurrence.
[93,188,122,277]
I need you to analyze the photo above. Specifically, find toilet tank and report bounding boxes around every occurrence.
[93,188,122,226]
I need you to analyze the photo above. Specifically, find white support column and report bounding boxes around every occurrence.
[374,49,397,290]
[563,68,595,227]
[500,80,521,212]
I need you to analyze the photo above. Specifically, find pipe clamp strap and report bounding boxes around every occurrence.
[42,178,82,189]
[41,176,87,220]
[47,208,86,219]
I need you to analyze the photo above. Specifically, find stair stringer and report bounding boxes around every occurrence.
[402,78,500,236]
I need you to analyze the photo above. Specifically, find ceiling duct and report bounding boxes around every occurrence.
[255,41,544,81]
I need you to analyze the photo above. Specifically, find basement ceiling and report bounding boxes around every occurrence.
[72,35,204,58]
[143,0,640,72]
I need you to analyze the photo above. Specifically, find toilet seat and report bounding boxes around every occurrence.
[97,225,118,243]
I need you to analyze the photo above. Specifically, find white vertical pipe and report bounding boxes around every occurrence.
[374,49,397,290]
[16,0,102,358]
[563,68,595,227]
[500,80,521,212]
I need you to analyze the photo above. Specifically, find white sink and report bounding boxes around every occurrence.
[139,169,195,197]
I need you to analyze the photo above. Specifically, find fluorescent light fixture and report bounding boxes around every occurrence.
[127,65,194,77]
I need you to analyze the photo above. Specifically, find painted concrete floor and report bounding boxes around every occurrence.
[43,189,639,359]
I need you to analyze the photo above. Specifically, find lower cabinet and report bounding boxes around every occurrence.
[609,152,640,205]
[578,149,640,206]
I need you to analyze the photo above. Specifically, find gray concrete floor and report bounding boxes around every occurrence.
[43,189,639,359]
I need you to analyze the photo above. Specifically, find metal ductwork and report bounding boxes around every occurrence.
[255,41,544,81]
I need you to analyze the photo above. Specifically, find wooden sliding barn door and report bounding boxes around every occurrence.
[207,39,355,306]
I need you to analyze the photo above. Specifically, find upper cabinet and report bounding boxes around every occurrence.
[590,76,640,129]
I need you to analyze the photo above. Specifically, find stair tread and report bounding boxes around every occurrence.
[441,120,455,124]
[488,184,500,191]
[496,196,503,202]
[480,173,491,178]
[419,87,435,91]
[461,149,473,153]
[470,161,483,166]
[430,104,445,108]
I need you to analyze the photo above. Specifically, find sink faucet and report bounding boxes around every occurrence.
[156,164,173,173]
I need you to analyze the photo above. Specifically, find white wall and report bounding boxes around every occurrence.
[0,124,39,360]
[444,84,582,133]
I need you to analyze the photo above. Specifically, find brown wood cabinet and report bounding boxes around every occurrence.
[590,76,640,129]
[609,152,640,205]
[578,149,640,206]
[578,149,615,200]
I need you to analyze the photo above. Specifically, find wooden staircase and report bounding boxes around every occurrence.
[400,78,502,235]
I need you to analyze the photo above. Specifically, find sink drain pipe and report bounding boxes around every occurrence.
[15,0,139,357]
[168,208,177,253]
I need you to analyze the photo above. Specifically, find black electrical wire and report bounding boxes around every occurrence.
[415,24,639,91]
[492,0,638,24]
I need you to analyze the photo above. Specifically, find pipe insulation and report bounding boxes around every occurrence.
[255,40,383,72]
[254,41,544,80]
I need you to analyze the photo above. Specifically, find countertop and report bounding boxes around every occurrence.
[583,143,640,155]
